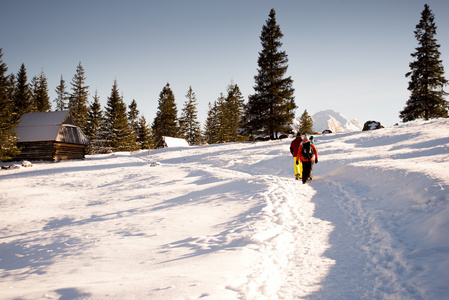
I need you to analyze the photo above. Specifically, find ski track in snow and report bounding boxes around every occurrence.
[1,119,449,299]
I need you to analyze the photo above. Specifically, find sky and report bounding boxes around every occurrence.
[1,0,448,128]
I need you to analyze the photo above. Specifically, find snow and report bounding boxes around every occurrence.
[160,136,190,148]
[1,119,449,299]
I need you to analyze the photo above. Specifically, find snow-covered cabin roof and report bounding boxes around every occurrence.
[15,111,89,145]
[159,136,190,148]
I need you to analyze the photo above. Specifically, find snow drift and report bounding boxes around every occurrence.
[1,119,448,299]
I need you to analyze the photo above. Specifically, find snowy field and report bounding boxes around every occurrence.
[1,119,449,300]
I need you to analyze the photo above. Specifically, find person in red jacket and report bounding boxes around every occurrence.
[290,132,303,180]
[296,135,318,184]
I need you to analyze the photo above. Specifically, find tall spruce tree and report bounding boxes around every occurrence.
[214,93,228,143]
[400,4,448,122]
[104,80,139,152]
[137,115,152,149]
[69,62,89,131]
[86,91,108,154]
[204,85,246,145]
[299,109,313,134]
[54,75,69,111]
[152,83,179,146]
[243,9,296,139]
[128,99,140,135]
[224,82,246,142]
[206,93,230,144]
[180,86,202,145]
[0,49,20,160]
[6,74,16,104]
[12,63,31,123]
[204,100,219,144]
[31,71,51,112]
[29,76,38,112]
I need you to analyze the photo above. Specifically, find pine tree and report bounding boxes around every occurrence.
[86,91,108,154]
[204,101,219,144]
[243,9,296,139]
[12,63,32,123]
[224,82,246,142]
[400,4,448,122]
[152,83,179,146]
[128,99,140,135]
[180,86,202,145]
[203,85,246,145]
[216,93,227,143]
[29,76,38,112]
[299,109,313,135]
[54,75,69,111]
[69,62,89,131]
[211,93,229,143]
[104,80,139,152]
[31,70,51,112]
[137,115,152,149]
[6,74,16,103]
[0,49,20,161]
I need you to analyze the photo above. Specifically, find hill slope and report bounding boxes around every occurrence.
[1,119,448,299]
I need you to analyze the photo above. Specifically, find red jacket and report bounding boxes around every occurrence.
[296,140,318,162]
[290,137,303,157]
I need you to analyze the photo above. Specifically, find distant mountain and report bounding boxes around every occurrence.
[311,110,361,133]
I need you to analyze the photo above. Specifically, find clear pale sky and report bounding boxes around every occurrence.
[1,0,448,127]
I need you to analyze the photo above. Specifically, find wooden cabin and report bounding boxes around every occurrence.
[14,111,89,161]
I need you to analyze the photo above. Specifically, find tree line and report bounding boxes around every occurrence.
[1,6,447,161]
[0,50,256,159]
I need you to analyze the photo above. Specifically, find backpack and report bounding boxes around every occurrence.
[301,141,313,159]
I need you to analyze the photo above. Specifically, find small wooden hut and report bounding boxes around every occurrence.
[14,111,89,161]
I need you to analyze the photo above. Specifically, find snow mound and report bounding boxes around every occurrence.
[312,109,361,133]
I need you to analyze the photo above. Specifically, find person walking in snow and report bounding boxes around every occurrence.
[310,135,315,145]
[290,132,303,180]
[296,135,318,184]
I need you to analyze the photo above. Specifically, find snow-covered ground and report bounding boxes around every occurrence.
[1,119,448,300]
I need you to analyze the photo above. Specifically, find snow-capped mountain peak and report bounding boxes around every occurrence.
[312,109,361,133]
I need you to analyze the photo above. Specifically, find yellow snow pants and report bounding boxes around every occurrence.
[294,157,302,177]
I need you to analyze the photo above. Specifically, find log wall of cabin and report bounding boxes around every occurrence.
[16,142,86,161]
